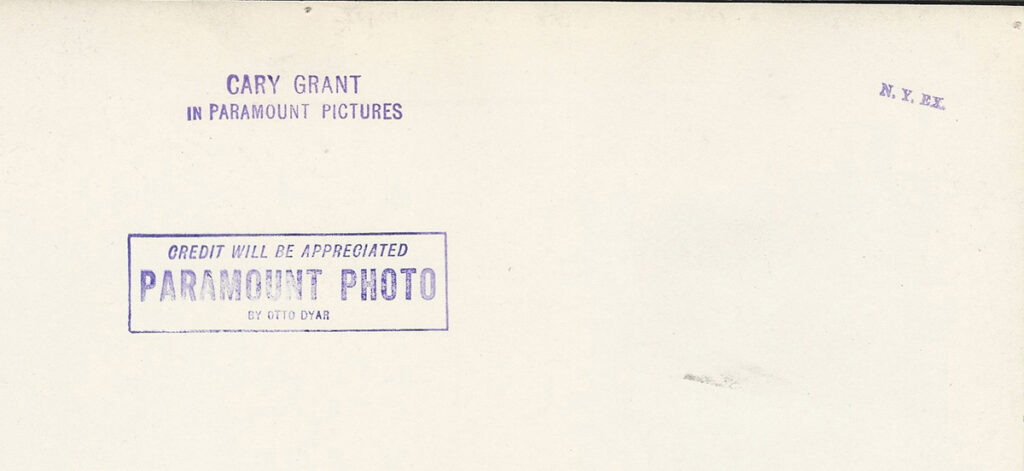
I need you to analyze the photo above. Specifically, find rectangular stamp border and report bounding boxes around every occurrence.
[128,232,449,334]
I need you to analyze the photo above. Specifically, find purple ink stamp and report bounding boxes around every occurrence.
[128,232,448,333]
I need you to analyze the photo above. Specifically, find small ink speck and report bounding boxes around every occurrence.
[305,6,312,14]
[1014,21,1021,29]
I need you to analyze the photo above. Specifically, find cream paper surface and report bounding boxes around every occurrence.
[1,2,1022,469]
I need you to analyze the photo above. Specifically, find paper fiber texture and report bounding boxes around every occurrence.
[1,2,1022,469]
